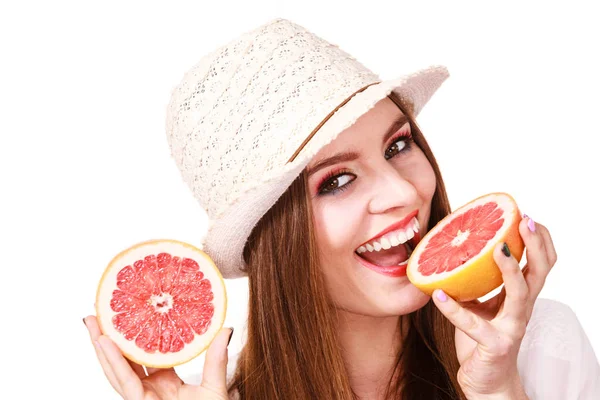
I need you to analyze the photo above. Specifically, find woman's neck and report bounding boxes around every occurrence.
[336,311,406,399]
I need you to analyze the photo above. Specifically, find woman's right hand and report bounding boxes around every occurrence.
[84,315,233,400]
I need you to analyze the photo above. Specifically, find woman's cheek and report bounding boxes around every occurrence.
[314,200,361,252]
[406,155,437,201]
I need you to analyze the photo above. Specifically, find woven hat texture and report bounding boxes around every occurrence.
[165,17,449,278]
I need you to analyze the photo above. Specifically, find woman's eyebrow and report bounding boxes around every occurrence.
[306,114,408,178]
[383,114,409,143]
[307,151,360,177]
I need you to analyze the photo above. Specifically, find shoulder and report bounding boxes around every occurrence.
[520,298,585,359]
[517,298,600,399]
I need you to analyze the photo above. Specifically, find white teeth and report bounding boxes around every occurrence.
[356,217,420,254]
[397,229,407,244]
[381,238,391,249]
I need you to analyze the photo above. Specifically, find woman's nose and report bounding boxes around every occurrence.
[367,164,418,215]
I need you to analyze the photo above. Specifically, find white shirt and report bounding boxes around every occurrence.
[518,298,600,399]
[178,298,600,399]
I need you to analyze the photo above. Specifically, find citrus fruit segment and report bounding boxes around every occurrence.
[95,239,227,368]
[407,193,524,302]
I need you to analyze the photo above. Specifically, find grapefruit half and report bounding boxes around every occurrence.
[95,239,227,368]
[407,193,524,302]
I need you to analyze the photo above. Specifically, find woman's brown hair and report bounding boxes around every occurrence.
[228,93,466,399]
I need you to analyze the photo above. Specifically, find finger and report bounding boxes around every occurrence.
[459,299,481,307]
[520,216,551,299]
[84,316,124,395]
[469,294,503,321]
[200,327,234,395]
[494,242,529,323]
[432,290,497,346]
[459,299,495,320]
[146,366,175,376]
[85,316,146,380]
[534,221,557,267]
[97,335,145,399]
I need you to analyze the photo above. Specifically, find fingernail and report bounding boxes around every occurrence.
[522,213,529,219]
[528,217,536,232]
[436,290,448,302]
[502,242,511,257]
[227,328,234,345]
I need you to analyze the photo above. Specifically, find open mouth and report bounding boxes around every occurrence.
[354,217,420,276]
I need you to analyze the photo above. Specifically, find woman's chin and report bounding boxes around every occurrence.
[380,285,431,316]
[324,259,431,316]
[340,286,431,318]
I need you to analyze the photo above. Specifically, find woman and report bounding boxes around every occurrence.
[83,18,600,399]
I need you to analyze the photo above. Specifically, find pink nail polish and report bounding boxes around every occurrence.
[528,217,536,232]
[436,290,448,302]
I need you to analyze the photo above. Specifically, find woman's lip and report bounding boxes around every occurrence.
[358,210,419,248]
[353,231,421,278]
[353,252,408,277]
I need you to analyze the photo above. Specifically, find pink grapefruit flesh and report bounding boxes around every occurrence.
[95,239,227,368]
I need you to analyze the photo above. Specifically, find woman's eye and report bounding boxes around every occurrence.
[385,139,408,160]
[320,174,354,194]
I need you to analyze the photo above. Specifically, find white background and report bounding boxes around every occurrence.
[1,1,599,398]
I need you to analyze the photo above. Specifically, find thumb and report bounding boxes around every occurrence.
[200,327,234,395]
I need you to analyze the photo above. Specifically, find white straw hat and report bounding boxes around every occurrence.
[165,17,449,279]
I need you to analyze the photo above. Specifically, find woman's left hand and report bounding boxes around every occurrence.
[432,215,557,399]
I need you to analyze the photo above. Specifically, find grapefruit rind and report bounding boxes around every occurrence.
[95,239,227,368]
[407,193,525,302]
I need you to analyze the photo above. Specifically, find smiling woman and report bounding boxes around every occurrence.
[83,17,600,400]
[308,96,436,284]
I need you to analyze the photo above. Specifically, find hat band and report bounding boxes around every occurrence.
[286,81,381,163]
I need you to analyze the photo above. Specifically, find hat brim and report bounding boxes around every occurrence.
[203,65,450,278]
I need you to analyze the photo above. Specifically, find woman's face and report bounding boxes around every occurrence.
[307,97,437,317]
